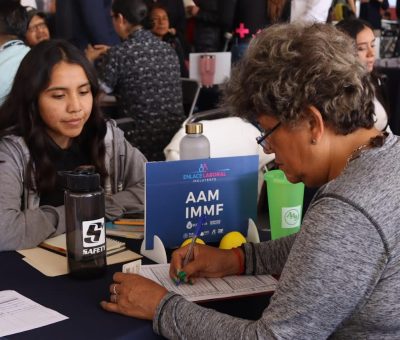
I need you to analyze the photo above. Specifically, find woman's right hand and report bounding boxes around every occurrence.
[169,244,241,282]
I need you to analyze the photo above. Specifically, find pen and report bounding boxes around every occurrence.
[183,215,205,266]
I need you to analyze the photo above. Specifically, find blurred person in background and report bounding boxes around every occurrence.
[148,3,188,76]
[92,0,185,161]
[186,0,230,52]
[359,0,389,31]
[55,0,119,50]
[224,0,291,62]
[25,7,50,47]
[0,0,29,105]
[145,0,186,38]
[337,18,391,132]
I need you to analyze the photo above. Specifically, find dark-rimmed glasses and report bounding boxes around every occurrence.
[27,22,47,33]
[256,121,281,150]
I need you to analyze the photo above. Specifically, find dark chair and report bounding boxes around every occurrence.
[181,78,201,116]
[114,117,135,140]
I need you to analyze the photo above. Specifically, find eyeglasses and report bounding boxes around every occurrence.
[27,22,47,33]
[256,121,281,150]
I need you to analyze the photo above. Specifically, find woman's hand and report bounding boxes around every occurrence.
[85,44,110,62]
[169,244,241,282]
[101,272,168,320]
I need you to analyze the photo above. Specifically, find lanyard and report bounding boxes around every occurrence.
[0,40,24,52]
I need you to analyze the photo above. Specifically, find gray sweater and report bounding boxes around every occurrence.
[154,133,400,339]
[0,121,146,251]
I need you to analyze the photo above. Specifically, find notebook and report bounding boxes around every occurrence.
[105,221,144,239]
[40,234,126,256]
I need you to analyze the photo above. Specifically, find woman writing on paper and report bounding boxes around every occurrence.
[101,23,400,338]
[0,40,146,251]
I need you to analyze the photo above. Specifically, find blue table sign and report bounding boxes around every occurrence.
[145,155,258,249]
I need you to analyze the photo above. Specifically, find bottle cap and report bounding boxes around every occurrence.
[185,123,203,134]
[59,166,101,192]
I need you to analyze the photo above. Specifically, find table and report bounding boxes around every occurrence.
[0,244,161,340]
[1,239,271,339]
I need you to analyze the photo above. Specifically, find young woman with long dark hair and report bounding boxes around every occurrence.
[0,39,146,251]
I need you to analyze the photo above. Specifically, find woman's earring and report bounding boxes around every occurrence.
[311,139,317,145]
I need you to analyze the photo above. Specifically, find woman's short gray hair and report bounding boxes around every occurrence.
[223,23,375,134]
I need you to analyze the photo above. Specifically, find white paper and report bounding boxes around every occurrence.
[140,264,277,302]
[0,290,68,337]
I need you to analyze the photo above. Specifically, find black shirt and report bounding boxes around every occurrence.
[39,140,90,207]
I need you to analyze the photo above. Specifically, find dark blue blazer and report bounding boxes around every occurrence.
[55,0,120,50]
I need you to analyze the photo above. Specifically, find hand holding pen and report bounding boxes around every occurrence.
[169,237,242,285]
[174,215,206,285]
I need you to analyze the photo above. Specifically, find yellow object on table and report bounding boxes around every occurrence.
[180,237,205,248]
[219,231,246,249]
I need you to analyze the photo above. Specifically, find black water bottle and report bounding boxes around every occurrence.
[62,166,107,279]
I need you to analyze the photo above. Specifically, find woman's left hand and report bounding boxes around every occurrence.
[101,272,168,320]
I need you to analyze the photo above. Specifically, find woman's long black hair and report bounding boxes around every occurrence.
[0,39,108,194]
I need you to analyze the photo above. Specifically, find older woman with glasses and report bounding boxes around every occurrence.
[101,23,400,339]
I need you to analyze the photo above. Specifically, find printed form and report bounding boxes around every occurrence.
[140,264,277,302]
[0,290,68,337]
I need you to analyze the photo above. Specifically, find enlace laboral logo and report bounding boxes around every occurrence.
[182,162,230,183]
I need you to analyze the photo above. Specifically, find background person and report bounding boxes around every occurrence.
[336,18,391,132]
[101,23,400,339]
[54,0,119,50]
[94,0,185,161]
[148,3,188,77]
[359,0,389,31]
[25,7,50,46]
[186,0,229,52]
[0,39,146,251]
[0,0,30,105]
[224,0,291,62]
[145,0,186,38]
